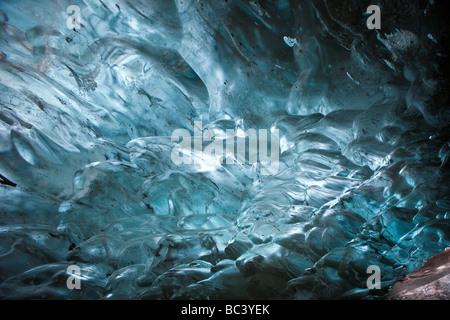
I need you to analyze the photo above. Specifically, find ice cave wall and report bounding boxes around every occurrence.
[0,0,449,299]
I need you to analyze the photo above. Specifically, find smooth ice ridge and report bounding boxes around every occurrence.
[0,0,449,300]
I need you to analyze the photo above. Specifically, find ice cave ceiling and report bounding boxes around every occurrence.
[0,0,449,300]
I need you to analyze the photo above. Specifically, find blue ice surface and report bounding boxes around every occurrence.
[0,0,449,300]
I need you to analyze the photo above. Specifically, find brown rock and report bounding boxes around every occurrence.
[388,249,450,300]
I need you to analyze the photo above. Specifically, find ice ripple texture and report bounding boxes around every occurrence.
[0,0,449,299]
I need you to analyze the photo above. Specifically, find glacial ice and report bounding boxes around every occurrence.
[0,0,449,299]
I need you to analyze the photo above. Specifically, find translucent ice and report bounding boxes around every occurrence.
[0,0,449,300]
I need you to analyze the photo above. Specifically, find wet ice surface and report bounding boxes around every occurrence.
[0,0,449,299]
